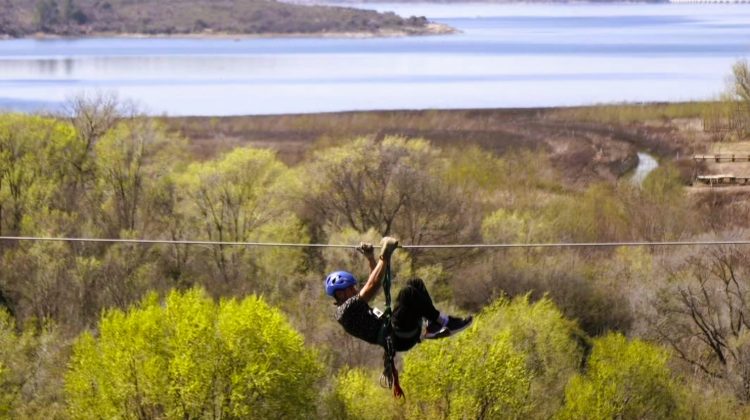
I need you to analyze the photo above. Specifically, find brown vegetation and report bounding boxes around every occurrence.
[165,108,672,187]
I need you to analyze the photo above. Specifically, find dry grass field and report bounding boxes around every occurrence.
[162,106,708,187]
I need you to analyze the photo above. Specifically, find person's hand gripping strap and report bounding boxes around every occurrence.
[356,242,375,259]
[380,237,399,261]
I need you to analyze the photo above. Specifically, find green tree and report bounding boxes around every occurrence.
[730,59,750,137]
[482,208,553,244]
[302,136,473,241]
[402,296,585,419]
[732,59,750,107]
[1,235,168,330]
[0,114,78,236]
[326,368,400,420]
[301,136,477,270]
[557,333,679,420]
[65,288,322,419]
[628,164,693,241]
[174,147,307,289]
[94,118,184,236]
[443,146,509,194]
[553,182,629,242]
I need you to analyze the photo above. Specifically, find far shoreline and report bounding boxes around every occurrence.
[154,100,714,120]
[0,23,456,42]
[0,100,718,120]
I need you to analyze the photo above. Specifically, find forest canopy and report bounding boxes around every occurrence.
[0,87,749,418]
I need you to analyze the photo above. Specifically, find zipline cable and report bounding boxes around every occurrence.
[1,236,750,249]
[0,236,352,248]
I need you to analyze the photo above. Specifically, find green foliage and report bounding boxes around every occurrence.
[0,100,745,418]
[0,310,67,419]
[174,147,307,289]
[538,174,691,243]
[175,147,286,242]
[95,118,185,235]
[726,59,750,137]
[732,59,750,106]
[2,235,164,329]
[0,114,79,235]
[444,145,509,192]
[633,164,693,241]
[65,288,322,419]
[322,227,413,290]
[482,208,552,244]
[302,136,476,255]
[251,214,310,291]
[674,386,750,420]
[565,182,629,242]
[402,296,585,419]
[557,333,678,420]
[327,368,400,420]
[1,242,77,323]
[462,250,635,335]
[641,163,683,204]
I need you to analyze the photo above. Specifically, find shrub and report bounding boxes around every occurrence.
[402,296,586,419]
[557,333,678,419]
[0,310,67,418]
[327,368,400,420]
[65,288,322,419]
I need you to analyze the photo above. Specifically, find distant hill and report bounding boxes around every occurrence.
[0,0,449,38]
[302,0,665,3]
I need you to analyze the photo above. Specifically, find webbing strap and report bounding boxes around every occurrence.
[384,260,392,316]
[380,260,404,398]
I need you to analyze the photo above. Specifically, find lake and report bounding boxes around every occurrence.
[0,3,749,116]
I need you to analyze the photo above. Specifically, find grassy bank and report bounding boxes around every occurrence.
[550,101,724,124]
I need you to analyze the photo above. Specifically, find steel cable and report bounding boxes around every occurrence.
[1,236,749,249]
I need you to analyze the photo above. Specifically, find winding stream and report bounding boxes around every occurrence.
[631,152,659,185]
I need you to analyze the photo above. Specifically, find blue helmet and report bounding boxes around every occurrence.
[325,271,357,296]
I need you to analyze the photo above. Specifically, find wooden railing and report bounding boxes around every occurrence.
[694,154,750,163]
[696,175,750,186]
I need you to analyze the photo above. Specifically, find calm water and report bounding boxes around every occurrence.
[632,152,659,185]
[0,3,749,116]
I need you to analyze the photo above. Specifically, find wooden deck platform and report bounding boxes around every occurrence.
[696,174,750,186]
[694,154,750,163]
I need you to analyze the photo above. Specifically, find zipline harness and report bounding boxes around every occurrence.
[379,259,404,398]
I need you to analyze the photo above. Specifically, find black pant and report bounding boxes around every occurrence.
[390,278,440,352]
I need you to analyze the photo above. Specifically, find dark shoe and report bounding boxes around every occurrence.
[424,320,450,339]
[445,315,473,336]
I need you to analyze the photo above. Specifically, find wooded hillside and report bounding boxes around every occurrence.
[0,91,749,417]
[0,0,436,37]
[0,64,749,417]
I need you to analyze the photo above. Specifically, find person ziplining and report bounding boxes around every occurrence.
[325,237,473,397]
